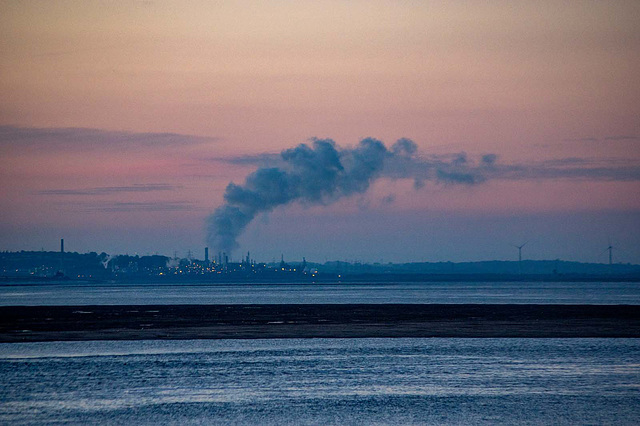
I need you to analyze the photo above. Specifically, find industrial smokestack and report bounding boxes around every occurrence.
[59,238,65,276]
[205,247,209,264]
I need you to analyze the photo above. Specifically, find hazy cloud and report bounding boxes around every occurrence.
[562,137,599,142]
[96,201,194,212]
[0,126,216,153]
[563,135,639,143]
[220,153,281,167]
[37,183,181,196]
[492,157,640,182]
[603,135,639,141]
[62,200,195,212]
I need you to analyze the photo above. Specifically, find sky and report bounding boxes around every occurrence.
[1,0,639,263]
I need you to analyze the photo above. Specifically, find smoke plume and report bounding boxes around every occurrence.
[207,138,492,254]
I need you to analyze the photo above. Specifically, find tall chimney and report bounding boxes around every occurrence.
[205,247,209,264]
[59,238,65,275]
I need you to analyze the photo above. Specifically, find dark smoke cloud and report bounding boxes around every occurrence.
[382,150,494,186]
[207,138,490,253]
[208,137,640,253]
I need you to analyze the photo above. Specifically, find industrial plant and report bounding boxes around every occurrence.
[0,239,318,281]
[2,239,640,283]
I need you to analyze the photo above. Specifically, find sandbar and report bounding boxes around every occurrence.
[1,304,639,342]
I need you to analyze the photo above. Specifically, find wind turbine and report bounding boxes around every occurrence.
[514,242,528,262]
[513,242,528,275]
[603,239,614,265]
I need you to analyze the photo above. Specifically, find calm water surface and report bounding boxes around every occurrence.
[1,281,640,305]
[1,338,639,425]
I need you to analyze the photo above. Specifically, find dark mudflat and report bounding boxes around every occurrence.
[1,304,639,342]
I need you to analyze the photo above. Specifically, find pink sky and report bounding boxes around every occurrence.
[1,1,639,262]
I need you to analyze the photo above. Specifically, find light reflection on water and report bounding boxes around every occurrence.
[1,281,640,305]
[1,338,639,425]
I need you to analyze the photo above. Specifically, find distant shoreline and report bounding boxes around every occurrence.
[2,304,639,342]
[2,272,640,284]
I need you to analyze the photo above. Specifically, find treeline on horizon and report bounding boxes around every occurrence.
[1,250,639,279]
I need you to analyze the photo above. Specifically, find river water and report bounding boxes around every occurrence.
[2,282,639,424]
[1,338,639,425]
[1,281,640,305]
